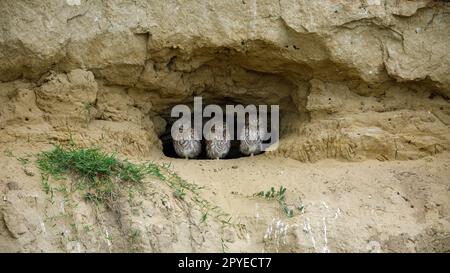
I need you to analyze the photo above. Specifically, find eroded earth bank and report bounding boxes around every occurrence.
[0,0,449,252]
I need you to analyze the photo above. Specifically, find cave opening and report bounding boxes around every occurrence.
[143,51,305,160]
[158,98,276,160]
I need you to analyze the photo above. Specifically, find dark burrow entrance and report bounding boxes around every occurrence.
[143,48,305,160]
[158,101,275,160]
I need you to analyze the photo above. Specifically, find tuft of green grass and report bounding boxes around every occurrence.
[41,177,54,203]
[37,145,149,208]
[37,145,117,182]
[296,198,305,214]
[254,186,293,217]
[255,186,286,201]
[17,157,30,165]
[144,162,165,180]
[83,224,93,232]
[200,212,208,224]
[173,187,186,200]
[129,229,141,244]
[83,102,94,125]
[118,160,147,183]
[4,149,13,157]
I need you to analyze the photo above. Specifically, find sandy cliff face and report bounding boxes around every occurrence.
[0,0,449,252]
[1,0,449,161]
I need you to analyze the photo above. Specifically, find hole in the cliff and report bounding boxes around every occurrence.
[143,49,303,160]
[157,100,276,160]
[153,94,282,159]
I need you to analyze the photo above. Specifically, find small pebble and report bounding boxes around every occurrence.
[23,168,35,177]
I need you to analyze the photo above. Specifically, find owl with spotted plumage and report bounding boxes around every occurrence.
[172,123,202,159]
[205,123,231,160]
[239,116,262,157]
